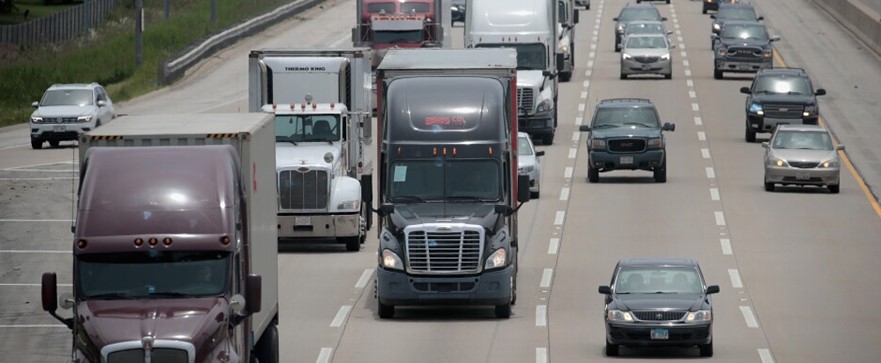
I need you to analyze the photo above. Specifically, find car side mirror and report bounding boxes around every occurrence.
[535,150,545,157]
[613,17,618,21]
[97,100,106,107]
[757,16,764,21]
[662,17,667,21]
[762,142,770,148]
[706,285,720,294]
[771,35,781,42]
[670,44,677,49]
[662,122,675,132]
[574,10,579,24]
[815,88,826,96]
[578,125,591,132]
[32,101,39,108]
[710,14,716,19]
[740,87,751,94]
[598,285,612,294]
[837,144,846,151]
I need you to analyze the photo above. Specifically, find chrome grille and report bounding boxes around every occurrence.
[279,169,328,210]
[405,224,484,274]
[634,56,660,64]
[608,138,647,153]
[727,46,763,60]
[517,87,534,114]
[763,104,804,118]
[788,161,819,168]
[108,348,188,363]
[633,311,686,321]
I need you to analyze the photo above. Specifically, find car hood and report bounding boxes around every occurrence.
[517,70,545,89]
[750,93,815,104]
[718,38,770,49]
[276,142,339,169]
[518,155,538,170]
[614,293,705,311]
[390,203,499,230]
[771,149,837,163]
[622,48,670,58]
[590,127,661,139]
[78,297,227,350]
[31,105,97,118]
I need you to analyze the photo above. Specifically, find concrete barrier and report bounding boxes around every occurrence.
[811,0,881,57]
[157,0,327,86]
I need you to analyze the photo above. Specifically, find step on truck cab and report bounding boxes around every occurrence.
[41,113,279,363]
[373,48,532,319]
[465,0,560,145]
[249,49,374,251]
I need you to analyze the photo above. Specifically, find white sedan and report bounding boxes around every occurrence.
[518,132,544,198]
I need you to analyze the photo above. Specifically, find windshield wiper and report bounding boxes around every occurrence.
[592,124,619,129]
[87,293,135,299]
[392,195,425,203]
[622,122,654,128]
[148,291,191,298]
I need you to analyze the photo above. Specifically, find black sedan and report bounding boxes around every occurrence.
[598,258,720,357]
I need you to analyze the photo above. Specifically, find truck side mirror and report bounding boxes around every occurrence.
[815,88,826,96]
[662,122,676,132]
[517,174,531,203]
[246,274,262,315]
[574,10,579,24]
[556,53,564,69]
[360,174,373,206]
[41,272,58,312]
[379,203,395,216]
[740,87,751,94]
[579,125,591,132]
[706,285,720,294]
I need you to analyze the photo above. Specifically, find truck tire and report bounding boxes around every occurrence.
[653,163,667,183]
[699,342,713,357]
[541,132,554,145]
[31,137,43,150]
[343,237,360,252]
[587,165,599,183]
[745,126,756,143]
[494,302,511,318]
[560,70,572,82]
[828,184,840,194]
[378,301,395,319]
[713,68,723,80]
[254,323,279,363]
[49,140,60,148]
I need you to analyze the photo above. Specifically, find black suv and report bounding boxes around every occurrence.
[711,2,763,47]
[712,20,778,79]
[613,3,666,52]
[599,258,720,357]
[740,67,826,142]
[578,99,675,183]
[703,0,739,14]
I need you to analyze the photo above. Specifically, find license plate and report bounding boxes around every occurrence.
[295,216,311,226]
[620,156,634,164]
[642,64,652,70]
[650,328,669,340]
[795,172,811,180]
[53,126,66,132]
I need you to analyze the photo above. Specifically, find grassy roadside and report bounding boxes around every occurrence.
[0,0,80,26]
[0,0,298,128]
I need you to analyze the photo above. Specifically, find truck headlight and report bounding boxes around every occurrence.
[77,115,93,123]
[607,309,634,321]
[749,102,763,115]
[560,44,569,54]
[647,138,664,149]
[819,158,839,168]
[616,24,625,33]
[485,248,507,270]
[536,99,552,113]
[30,116,43,123]
[803,105,817,116]
[685,310,712,322]
[763,49,772,58]
[381,249,403,270]
[336,200,360,211]
[519,165,534,174]
[713,23,721,31]
[590,139,606,150]
[717,47,728,56]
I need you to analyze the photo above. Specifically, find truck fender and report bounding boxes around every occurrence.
[329,176,363,212]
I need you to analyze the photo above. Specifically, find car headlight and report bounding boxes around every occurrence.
[381,249,403,270]
[590,139,607,150]
[607,309,634,321]
[749,102,763,115]
[819,158,839,168]
[519,165,534,173]
[647,138,664,149]
[485,248,507,270]
[336,200,360,211]
[685,310,712,322]
[622,53,632,60]
[713,23,721,31]
[717,47,728,56]
[769,157,788,167]
[617,24,625,32]
[77,115,93,123]
[660,53,670,61]
[803,105,817,117]
[536,99,552,113]
[763,49,772,58]
[30,116,43,123]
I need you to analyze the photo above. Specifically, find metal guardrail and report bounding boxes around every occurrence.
[811,0,881,57]
[0,0,119,47]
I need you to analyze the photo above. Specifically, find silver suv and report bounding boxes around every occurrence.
[30,83,116,149]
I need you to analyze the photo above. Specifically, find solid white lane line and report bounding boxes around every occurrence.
[758,349,776,363]
[0,324,67,328]
[536,305,547,326]
[330,305,352,327]
[728,269,743,288]
[706,167,716,179]
[540,268,554,288]
[0,177,76,181]
[0,283,72,287]
[316,348,333,363]
[554,211,566,226]
[740,306,759,328]
[548,238,560,255]
[0,219,73,222]
[536,347,548,363]
[568,148,577,159]
[697,131,706,141]
[691,103,700,112]
[564,167,574,179]
[710,188,720,201]
[714,211,726,226]
[0,250,70,254]
[689,91,697,99]
[701,148,711,159]
[0,144,29,151]
[354,268,374,289]
[694,116,703,126]
[2,168,77,173]
[560,187,570,201]
[720,238,733,255]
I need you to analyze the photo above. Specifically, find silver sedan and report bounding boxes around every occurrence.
[763,124,843,193]
[620,34,674,79]
[518,132,544,198]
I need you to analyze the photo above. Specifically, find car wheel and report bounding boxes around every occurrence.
[48,140,60,148]
[764,179,775,192]
[699,341,713,357]
[666,0,670,3]
[654,163,667,183]
[620,72,627,80]
[31,137,43,150]
[702,6,708,14]
[378,301,395,319]
[587,165,599,183]
[714,68,723,79]
[342,237,360,252]
[531,190,540,199]
[828,184,840,194]
[745,127,757,143]
[664,71,672,80]
[605,339,619,356]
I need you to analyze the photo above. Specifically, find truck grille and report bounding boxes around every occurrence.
[726,46,763,60]
[405,224,484,274]
[108,348,188,363]
[633,311,686,321]
[517,87,534,114]
[763,104,804,119]
[279,169,328,210]
[634,56,660,64]
[608,138,647,153]
[788,161,819,168]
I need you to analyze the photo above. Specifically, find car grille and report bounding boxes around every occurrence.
[517,87,534,114]
[108,348,188,363]
[763,104,805,118]
[406,226,483,274]
[787,161,820,168]
[279,169,328,210]
[633,56,660,64]
[633,311,686,321]
[608,138,647,153]
[726,46,763,60]
[43,117,79,123]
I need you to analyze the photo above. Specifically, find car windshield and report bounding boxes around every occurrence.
[476,43,546,71]
[41,89,93,106]
[721,24,769,40]
[518,136,534,156]
[389,159,501,201]
[616,267,701,294]
[275,114,341,142]
[619,8,662,21]
[753,76,813,95]
[592,107,659,128]
[625,36,667,49]
[626,23,665,35]
[772,130,834,150]
[718,7,757,20]
[78,251,229,299]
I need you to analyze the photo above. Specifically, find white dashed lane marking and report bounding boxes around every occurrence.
[728,269,743,288]
[720,238,733,255]
[540,268,554,288]
[316,348,333,363]
[554,211,566,226]
[714,211,726,226]
[330,305,352,327]
[710,188,720,201]
[536,305,548,327]
[694,116,703,126]
[706,167,715,179]
[740,306,759,328]
[548,238,560,255]
[758,349,776,363]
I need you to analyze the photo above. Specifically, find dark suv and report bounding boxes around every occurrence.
[613,3,666,52]
[578,99,675,183]
[703,0,739,14]
[740,67,826,142]
[712,20,779,79]
[711,3,763,47]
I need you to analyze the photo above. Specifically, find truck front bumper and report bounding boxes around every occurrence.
[715,58,772,73]
[747,114,818,133]
[519,109,555,138]
[589,149,665,172]
[376,265,514,306]
[278,213,360,239]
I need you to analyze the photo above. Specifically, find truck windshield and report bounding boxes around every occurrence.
[275,114,341,142]
[475,43,546,71]
[373,30,423,44]
[77,251,230,299]
[390,159,501,201]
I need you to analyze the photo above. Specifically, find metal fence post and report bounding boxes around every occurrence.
[135,0,143,67]
[211,0,217,24]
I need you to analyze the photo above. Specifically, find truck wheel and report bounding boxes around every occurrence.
[541,133,554,145]
[343,237,360,252]
[702,6,708,14]
[713,68,723,80]
[699,342,714,357]
[745,127,756,143]
[31,137,43,150]
[560,71,572,82]
[605,339,619,356]
[620,72,626,80]
[378,301,395,319]
[653,163,667,183]
[48,140,60,148]
[587,165,599,183]
[254,323,279,363]
[494,302,511,319]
